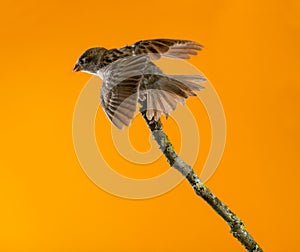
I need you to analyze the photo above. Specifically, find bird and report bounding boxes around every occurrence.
[73,39,206,129]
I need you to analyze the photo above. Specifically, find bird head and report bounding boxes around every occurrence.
[73,47,107,74]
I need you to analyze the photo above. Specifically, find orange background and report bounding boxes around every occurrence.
[1,0,300,251]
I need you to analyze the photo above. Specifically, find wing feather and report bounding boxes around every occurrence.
[131,39,203,59]
[100,55,149,129]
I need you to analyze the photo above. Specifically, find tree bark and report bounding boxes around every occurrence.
[140,106,263,252]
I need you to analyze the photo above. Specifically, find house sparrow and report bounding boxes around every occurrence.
[73,39,206,129]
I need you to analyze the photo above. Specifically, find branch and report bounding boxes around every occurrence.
[140,106,263,252]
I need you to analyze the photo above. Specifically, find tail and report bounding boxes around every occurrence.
[141,74,206,121]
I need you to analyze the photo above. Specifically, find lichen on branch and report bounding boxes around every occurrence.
[140,104,263,252]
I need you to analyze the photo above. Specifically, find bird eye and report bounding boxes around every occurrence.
[79,58,86,65]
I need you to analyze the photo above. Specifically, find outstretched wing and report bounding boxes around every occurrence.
[131,39,202,60]
[100,55,149,129]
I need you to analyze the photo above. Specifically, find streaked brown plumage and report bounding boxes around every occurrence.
[73,39,206,129]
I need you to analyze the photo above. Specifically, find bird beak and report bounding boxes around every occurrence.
[73,64,82,72]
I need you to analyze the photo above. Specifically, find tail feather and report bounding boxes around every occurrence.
[141,74,206,121]
[169,74,206,91]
